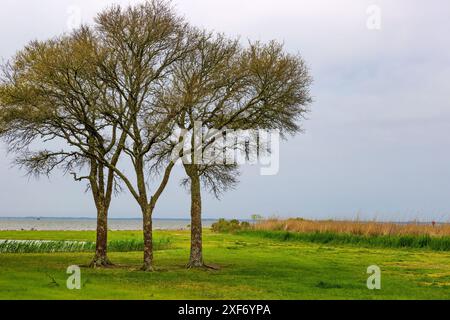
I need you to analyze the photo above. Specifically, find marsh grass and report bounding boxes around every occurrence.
[239,230,450,251]
[253,218,450,237]
[0,238,171,254]
[232,218,450,251]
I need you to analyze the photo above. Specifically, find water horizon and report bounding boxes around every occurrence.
[0,217,221,231]
[0,216,444,232]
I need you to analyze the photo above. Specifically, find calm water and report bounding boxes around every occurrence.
[0,218,218,231]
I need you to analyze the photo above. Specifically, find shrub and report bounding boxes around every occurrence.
[211,219,251,233]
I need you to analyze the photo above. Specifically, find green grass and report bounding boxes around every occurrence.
[0,230,144,242]
[238,230,450,251]
[0,230,449,299]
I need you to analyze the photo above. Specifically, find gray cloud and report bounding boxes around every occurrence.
[1,0,449,221]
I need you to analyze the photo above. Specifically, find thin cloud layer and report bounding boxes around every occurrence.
[1,0,449,221]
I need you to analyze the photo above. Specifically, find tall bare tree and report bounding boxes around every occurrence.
[166,33,312,268]
[0,28,127,267]
[88,1,194,271]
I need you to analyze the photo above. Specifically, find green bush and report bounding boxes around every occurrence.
[211,219,251,233]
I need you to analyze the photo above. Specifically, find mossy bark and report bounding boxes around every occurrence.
[87,158,113,268]
[89,205,112,268]
[186,167,204,268]
[142,206,154,271]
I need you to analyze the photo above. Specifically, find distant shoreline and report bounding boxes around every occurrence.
[0,217,444,224]
[0,217,219,221]
[0,218,221,231]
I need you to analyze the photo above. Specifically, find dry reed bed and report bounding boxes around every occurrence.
[254,219,450,237]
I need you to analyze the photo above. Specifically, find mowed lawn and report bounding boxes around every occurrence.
[0,230,449,299]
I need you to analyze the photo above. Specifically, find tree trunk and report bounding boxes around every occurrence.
[142,206,154,271]
[90,205,112,267]
[187,171,204,268]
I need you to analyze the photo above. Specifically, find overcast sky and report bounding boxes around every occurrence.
[1,0,449,221]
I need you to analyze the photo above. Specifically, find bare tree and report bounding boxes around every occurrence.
[166,33,313,268]
[88,1,194,271]
[0,28,126,267]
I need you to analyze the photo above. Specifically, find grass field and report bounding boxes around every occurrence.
[0,229,449,300]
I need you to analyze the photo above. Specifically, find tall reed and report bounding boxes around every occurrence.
[253,218,450,237]
[0,238,171,254]
[239,230,450,251]
[238,218,450,251]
